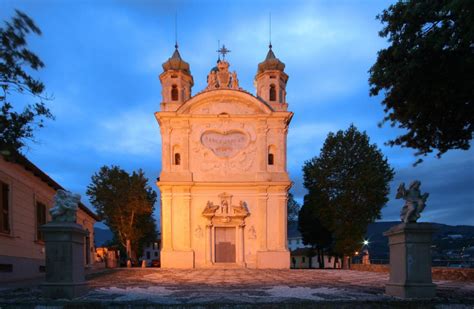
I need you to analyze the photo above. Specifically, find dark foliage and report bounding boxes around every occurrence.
[298,193,332,268]
[287,192,300,224]
[369,1,474,164]
[0,10,53,153]
[302,125,394,257]
[87,166,157,259]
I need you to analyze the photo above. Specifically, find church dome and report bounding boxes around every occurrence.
[162,45,190,73]
[257,45,285,74]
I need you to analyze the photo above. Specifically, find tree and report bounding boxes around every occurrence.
[369,1,474,164]
[0,10,53,153]
[287,192,300,224]
[298,193,332,269]
[87,166,157,261]
[302,125,394,266]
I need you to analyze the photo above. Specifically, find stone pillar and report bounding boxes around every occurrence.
[161,189,173,251]
[205,224,212,265]
[257,188,268,250]
[210,225,215,263]
[384,223,436,299]
[237,224,245,266]
[40,222,87,299]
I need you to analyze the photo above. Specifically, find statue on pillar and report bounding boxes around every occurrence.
[49,189,81,223]
[396,180,429,223]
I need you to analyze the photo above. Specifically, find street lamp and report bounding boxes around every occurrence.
[363,240,369,246]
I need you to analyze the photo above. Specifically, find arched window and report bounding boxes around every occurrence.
[174,153,181,165]
[269,84,276,101]
[268,153,274,165]
[171,85,178,101]
[268,145,275,165]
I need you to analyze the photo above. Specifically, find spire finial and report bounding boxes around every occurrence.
[174,12,178,49]
[217,44,231,60]
[269,12,272,49]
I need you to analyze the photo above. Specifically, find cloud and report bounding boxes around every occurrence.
[94,108,161,156]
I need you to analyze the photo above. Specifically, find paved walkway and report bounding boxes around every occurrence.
[1,269,473,307]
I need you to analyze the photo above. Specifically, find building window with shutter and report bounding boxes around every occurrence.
[0,181,10,234]
[36,202,46,241]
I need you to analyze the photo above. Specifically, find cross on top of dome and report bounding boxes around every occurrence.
[217,44,231,60]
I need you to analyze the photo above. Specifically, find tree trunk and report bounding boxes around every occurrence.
[126,239,131,260]
[317,248,322,269]
[320,249,325,269]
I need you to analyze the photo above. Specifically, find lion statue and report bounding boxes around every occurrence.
[49,189,81,223]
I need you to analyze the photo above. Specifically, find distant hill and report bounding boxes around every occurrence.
[94,227,113,247]
[288,220,474,262]
[366,221,474,261]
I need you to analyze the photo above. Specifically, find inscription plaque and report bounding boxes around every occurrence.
[201,130,249,158]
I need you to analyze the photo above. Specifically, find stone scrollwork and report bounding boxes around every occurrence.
[192,122,257,174]
[206,60,240,90]
[202,193,250,225]
[248,226,257,240]
[201,130,249,158]
[194,225,203,238]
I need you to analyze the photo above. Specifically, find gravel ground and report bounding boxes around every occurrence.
[0,268,473,308]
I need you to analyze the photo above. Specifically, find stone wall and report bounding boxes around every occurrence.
[350,264,474,282]
[350,264,389,273]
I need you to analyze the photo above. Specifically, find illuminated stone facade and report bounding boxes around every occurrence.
[156,45,292,268]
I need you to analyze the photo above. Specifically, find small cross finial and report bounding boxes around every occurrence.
[217,44,231,60]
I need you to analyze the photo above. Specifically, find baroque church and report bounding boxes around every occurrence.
[155,42,292,268]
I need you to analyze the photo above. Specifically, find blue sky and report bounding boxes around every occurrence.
[1,0,472,227]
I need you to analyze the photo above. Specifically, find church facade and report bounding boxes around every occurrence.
[155,44,292,268]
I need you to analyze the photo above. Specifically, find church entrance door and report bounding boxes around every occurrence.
[214,227,236,263]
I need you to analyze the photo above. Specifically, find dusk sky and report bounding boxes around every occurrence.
[1,0,472,227]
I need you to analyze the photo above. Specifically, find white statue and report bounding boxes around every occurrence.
[396,181,429,223]
[49,189,81,223]
[207,71,217,89]
[231,71,239,89]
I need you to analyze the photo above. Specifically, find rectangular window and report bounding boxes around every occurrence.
[302,257,306,263]
[0,264,13,272]
[36,202,46,241]
[146,251,151,259]
[0,181,10,234]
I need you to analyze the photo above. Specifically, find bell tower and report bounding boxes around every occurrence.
[159,44,194,111]
[254,44,288,111]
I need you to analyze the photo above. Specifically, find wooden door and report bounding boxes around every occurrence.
[215,227,236,263]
